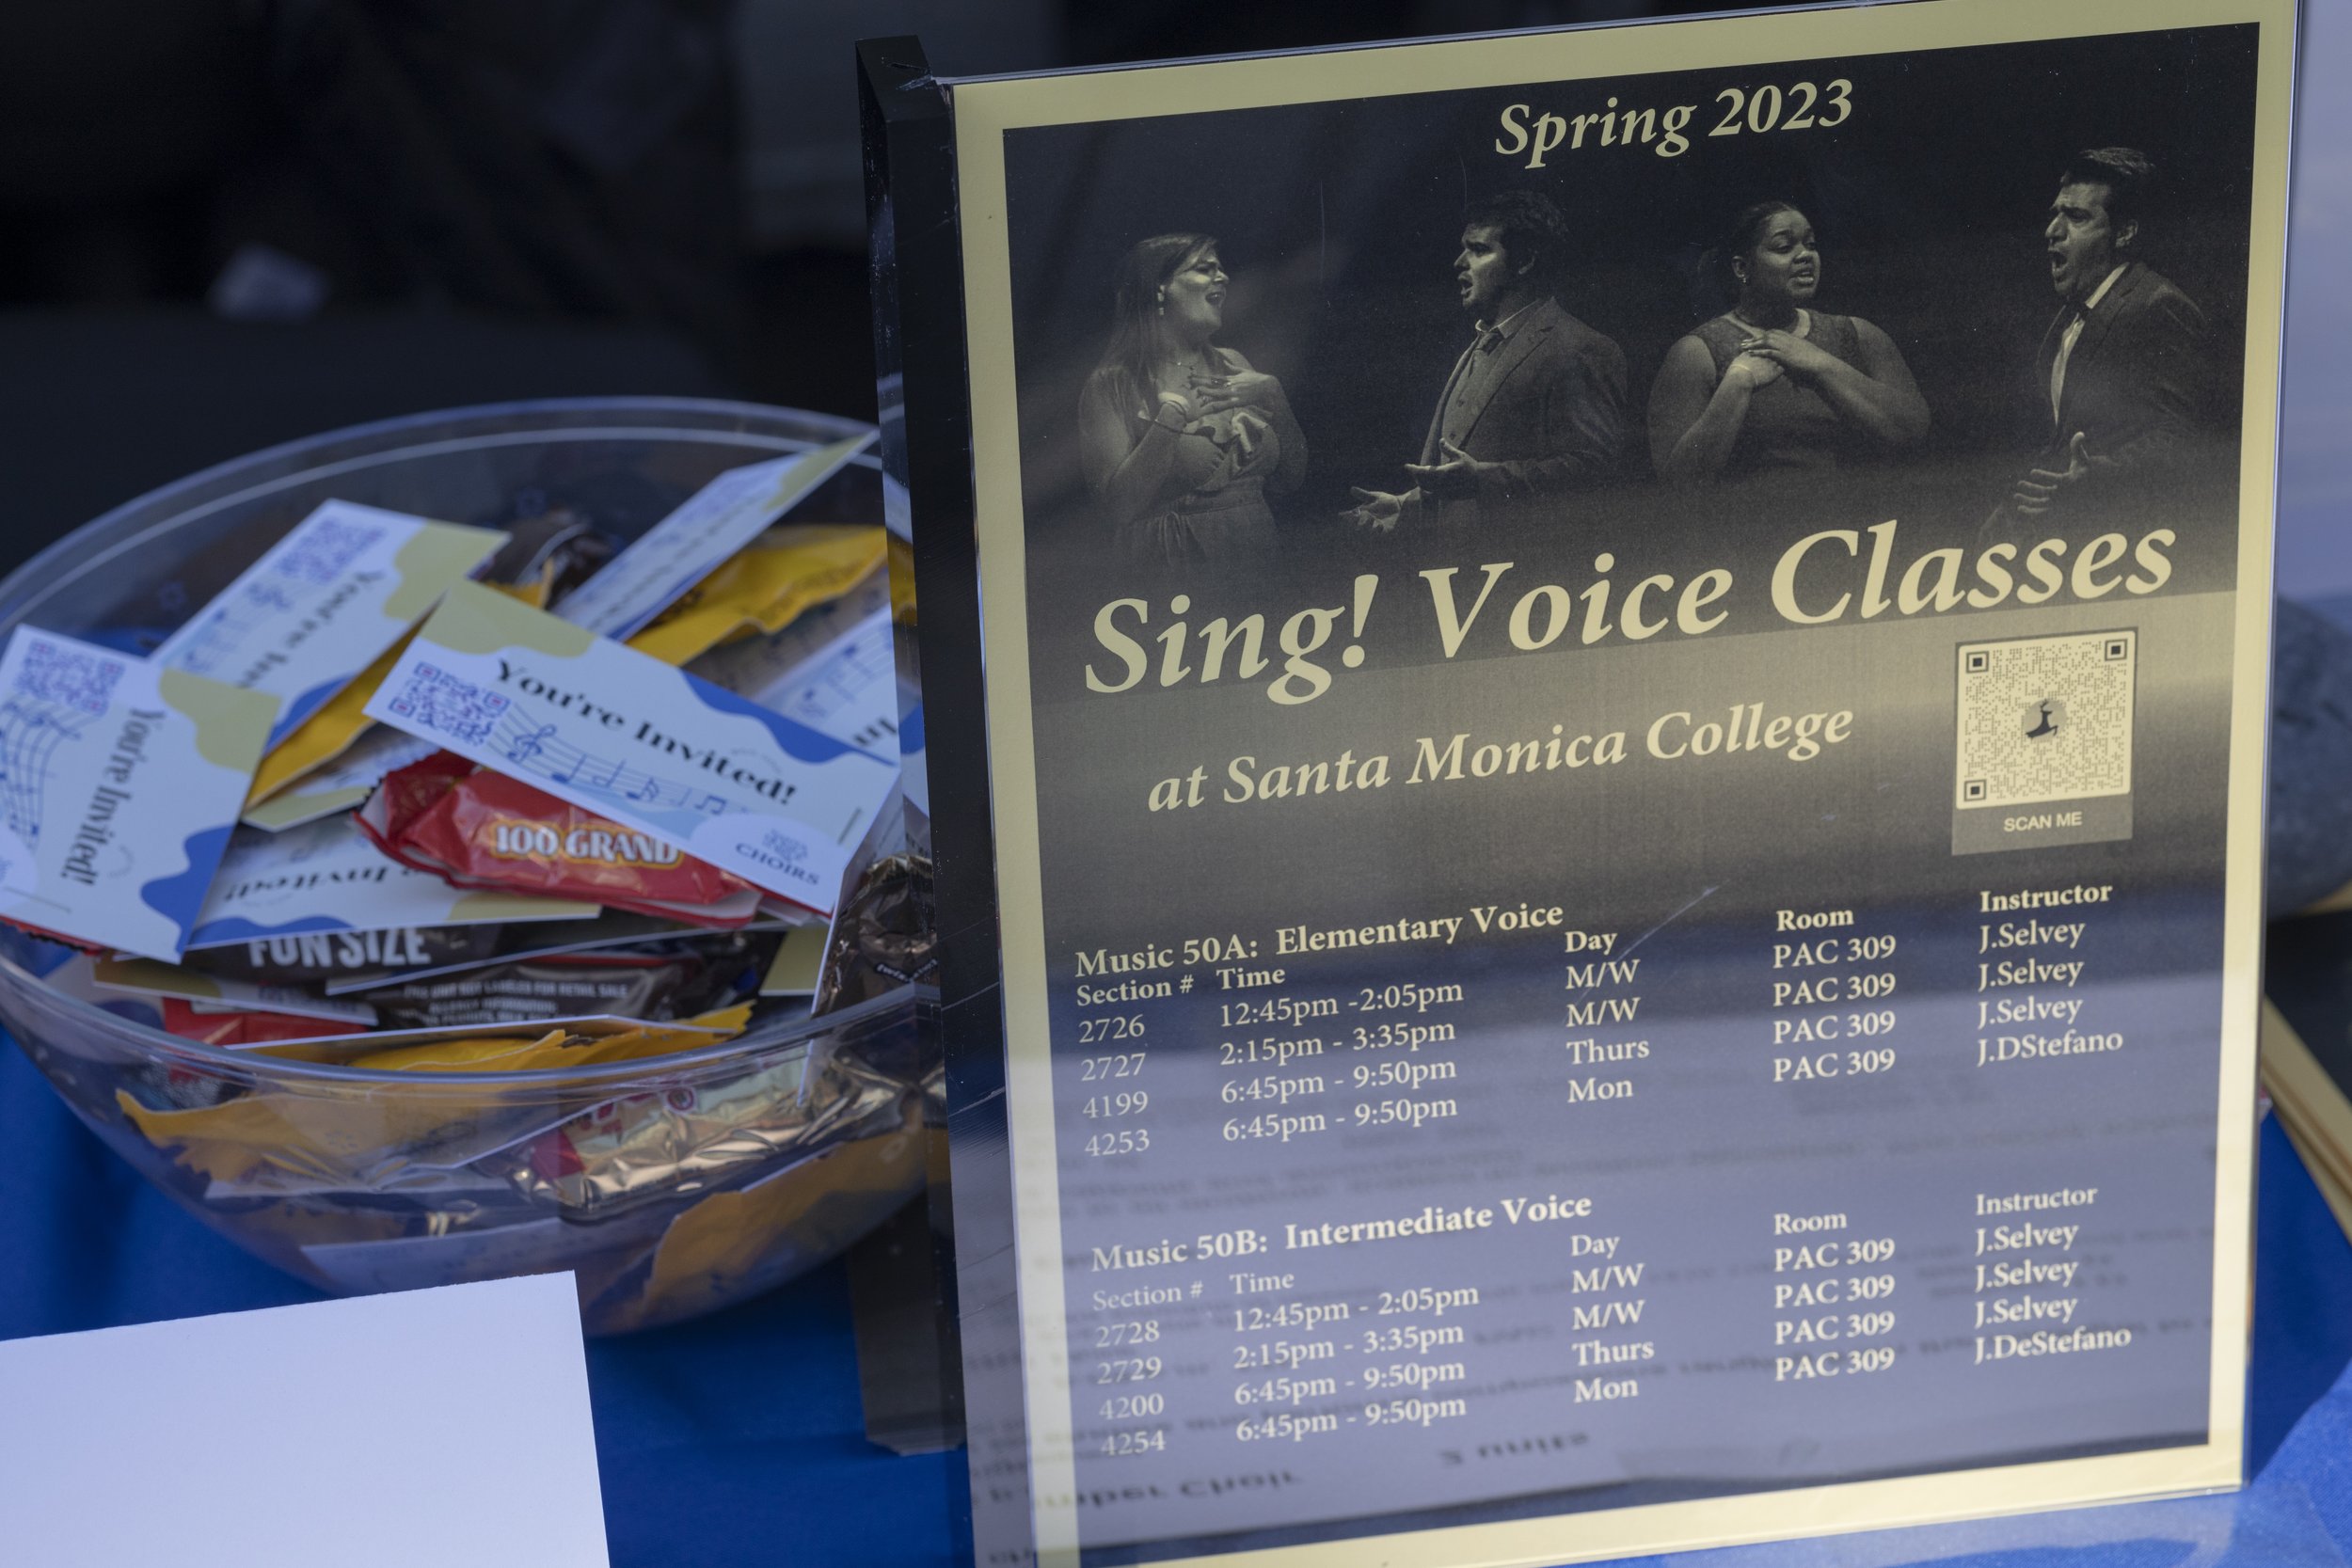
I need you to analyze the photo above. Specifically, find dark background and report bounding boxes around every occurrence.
[7,2,2339,629]
[0,0,1787,578]
[1003,25,2259,531]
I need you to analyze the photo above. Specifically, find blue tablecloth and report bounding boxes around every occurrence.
[4,1035,2346,1567]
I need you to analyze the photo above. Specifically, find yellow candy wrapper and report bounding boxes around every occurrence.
[115,1006,753,1188]
[887,532,916,625]
[596,1106,926,1333]
[271,1004,754,1072]
[115,1084,533,1187]
[625,524,884,665]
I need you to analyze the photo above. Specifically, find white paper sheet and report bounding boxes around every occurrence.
[0,1275,611,1568]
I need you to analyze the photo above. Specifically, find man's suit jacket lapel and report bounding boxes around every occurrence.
[1454,301,1559,450]
[2054,261,2144,436]
[2034,308,2068,434]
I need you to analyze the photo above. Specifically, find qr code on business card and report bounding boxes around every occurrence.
[15,638,125,716]
[1954,630,2135,811]
[385,662,507,743]
[274,516,382,585]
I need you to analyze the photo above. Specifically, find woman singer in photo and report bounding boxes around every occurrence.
[1078,233,1307,572]
[1647,201,1929,484]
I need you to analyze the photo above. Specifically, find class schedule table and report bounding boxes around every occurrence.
[1040,863,2248,1553]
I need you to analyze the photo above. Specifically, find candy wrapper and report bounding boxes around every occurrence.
[15,435,939,1336]
[495,1012,911,1219]
[320,1006,753,1072]
[485,505,616,609]
[356,957,703,1031]
[358,751,764,927]
[90,955,932,1333]
[625,525,886,665]
[160,999,371,1048]
[187,924,508,985]
[92,956,379,1027]
[815,851,937,1013]
[590,1104,927,1333]
[354,944,760,1031]
[317,910,773,994]
[684,563,891,694]
[558,444,874,642]
[114,1006,756,1189]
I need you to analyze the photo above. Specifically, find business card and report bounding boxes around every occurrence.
[239,474,878,834]
[697,605,897,754]
[704,606,899,1001]
[0,627,274,960]
[154,500,506,749]
[365,582,897,913]
[187,812,596,950]
[552,436,876,640]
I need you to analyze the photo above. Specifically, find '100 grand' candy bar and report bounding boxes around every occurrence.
[357,751,766,927]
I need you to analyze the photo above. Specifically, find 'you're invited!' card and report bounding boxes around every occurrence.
[366,583,897,914]
[0,628,273,960]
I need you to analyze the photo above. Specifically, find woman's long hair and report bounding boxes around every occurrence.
[1089,232,1217,425]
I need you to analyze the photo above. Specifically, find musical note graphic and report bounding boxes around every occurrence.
[754,615,893,736]
[504,724,557,768]
[444,700,716,823]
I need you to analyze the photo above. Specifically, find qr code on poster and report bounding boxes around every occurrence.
[272,516,383,585]
[385,662,507,743]
[14,639,125,716]
[1954,630,2135,810]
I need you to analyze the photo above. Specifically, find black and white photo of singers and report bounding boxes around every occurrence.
[1054,131,2239,587]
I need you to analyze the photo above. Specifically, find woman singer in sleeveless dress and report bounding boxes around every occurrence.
[1647,201,1929,483]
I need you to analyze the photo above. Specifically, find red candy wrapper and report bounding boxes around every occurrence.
[160,999,370,1047]
[358,752,763,928]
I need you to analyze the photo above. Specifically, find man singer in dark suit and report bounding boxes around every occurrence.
[2008,146,2217,521]
[1351,191,1627,530]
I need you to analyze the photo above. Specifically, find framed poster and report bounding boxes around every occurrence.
[858,0,2294,1561]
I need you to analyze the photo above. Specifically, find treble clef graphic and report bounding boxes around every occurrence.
[505,723,557,767]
